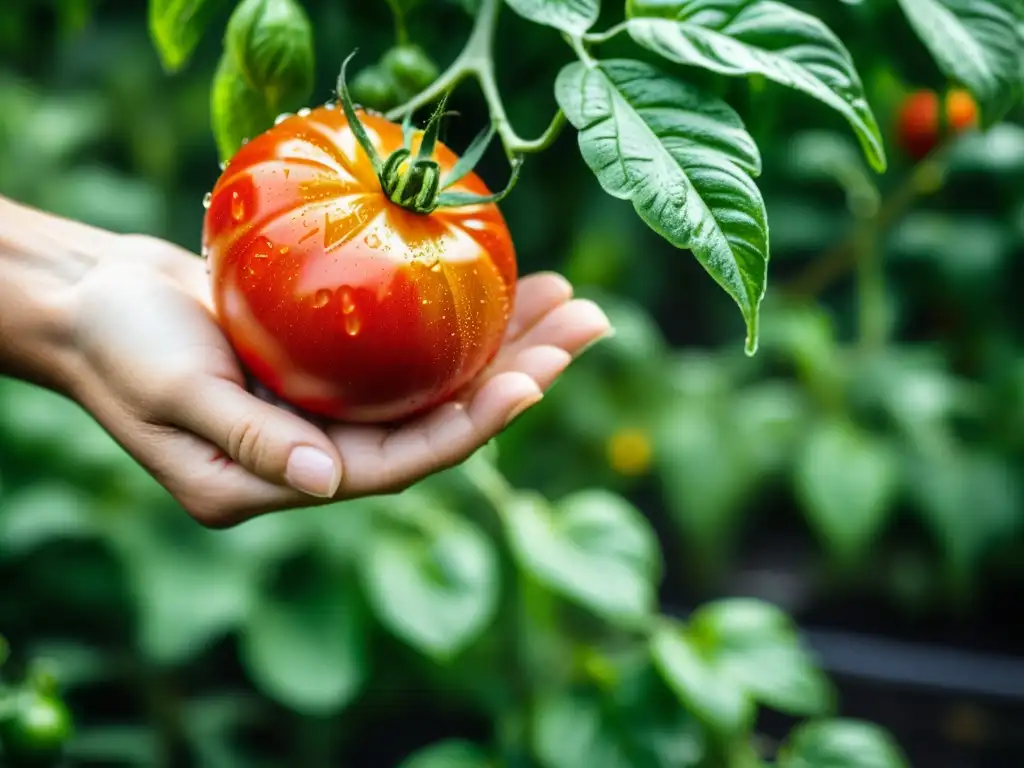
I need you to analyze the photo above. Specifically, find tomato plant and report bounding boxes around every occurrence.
[897,87,980,160]
[3,0,1023,766]
[202,83,516,422]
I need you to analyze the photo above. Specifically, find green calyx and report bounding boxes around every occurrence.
[336,52,521,216]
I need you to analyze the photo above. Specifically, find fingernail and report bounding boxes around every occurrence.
[285,446,340,498]
[504,394,542,428]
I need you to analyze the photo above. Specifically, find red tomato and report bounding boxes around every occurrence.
[896,88,979,161]
[202,106,517,423]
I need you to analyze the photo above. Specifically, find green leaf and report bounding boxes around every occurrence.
[655,403,757,554]
[504,490,660,626]
[779,719,908,768]
[786,131,880,217]
[794,419,900,567]
[649,623,753,737]
[148,0,226,72]
[240,571,367,715]
[210,51,273,164]
[504,0,601,35]
[533,686,705,768]
[907,448,1023,580]
[896,0,1024,126]
[359,495,500,660]
[688,599,834,717]
[555,58,767,354]
[225,0,315,112]
[397,740,492,768]
[0,483,97,557]
[625,0,887,173]
[126,532,257,666]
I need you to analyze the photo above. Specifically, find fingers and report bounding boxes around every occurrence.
[160,377,344,500]
[149,430,317,528]
[330,371,542,495]
[509,297,612,358]
[505,272,573,341]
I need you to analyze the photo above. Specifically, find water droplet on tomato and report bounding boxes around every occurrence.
[230,191,245,221]
[421,298,430,306]
[339,287,356,314]
[283,168,291,179]
[312,289,332,308]
[429,261,442,273]
[254,251,268,259]
[202,191,213,209]
[274,113,293,125]
[297,107,311,117]
[201,246,209,259]
[344,309,362,336]
[279,245,290,255]
[364,232,381,248]
[324,101,337,110]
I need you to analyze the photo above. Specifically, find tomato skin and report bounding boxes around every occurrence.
[202,106,517,423]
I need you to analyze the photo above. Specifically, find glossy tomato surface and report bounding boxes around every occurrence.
[202,106,517,423]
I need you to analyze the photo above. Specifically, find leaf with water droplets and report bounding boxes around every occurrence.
[625,0,887,172]
[555,59,768,354]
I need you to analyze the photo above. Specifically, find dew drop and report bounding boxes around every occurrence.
[218,161,226,171]
[429,261,442,273]
[283,168,291,179]
[230,191,245,221]
[324,100,337,110]
[364,232,381,249]
[312,289,332,308]
[201,246,210,260]
[297,107,311,117]
[274,112,293,125]
[421,298,430,306]
[279,245,290,255]
[254,251,268,259]
[344,310,362,336]
[339,286,356,314]
[202,192,212,209]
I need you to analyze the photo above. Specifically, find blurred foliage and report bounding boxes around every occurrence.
[2,0,1024,765]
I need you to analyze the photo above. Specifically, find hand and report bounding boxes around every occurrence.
[68,235,611,527]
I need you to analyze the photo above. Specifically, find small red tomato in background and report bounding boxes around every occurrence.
[896,87,979,161]
[202,106,517,423]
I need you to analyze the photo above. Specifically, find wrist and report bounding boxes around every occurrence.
[0,197,112,393]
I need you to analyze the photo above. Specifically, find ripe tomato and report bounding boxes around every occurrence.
[202,106,517,423]
[896,87,978,161]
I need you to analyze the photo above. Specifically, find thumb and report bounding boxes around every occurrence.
[164,377,343,498]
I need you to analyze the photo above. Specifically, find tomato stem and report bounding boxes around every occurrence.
[383,0,566,160]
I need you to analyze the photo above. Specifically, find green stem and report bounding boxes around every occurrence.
[461,451,514,514]
[582,21,630,45]
[385,0,566,158]
[383,0,409,45]
[855,224,885,353]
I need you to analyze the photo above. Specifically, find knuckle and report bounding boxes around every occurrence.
[226,413,272,472]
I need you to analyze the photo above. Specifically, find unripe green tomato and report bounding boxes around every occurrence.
[350,66,399,111]
[381,44,440,93]
[0,690,73,764]
[225,0,314,113]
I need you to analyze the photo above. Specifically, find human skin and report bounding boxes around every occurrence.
[0,195,611,528]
